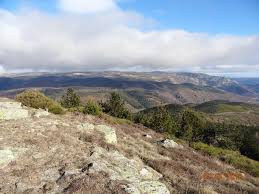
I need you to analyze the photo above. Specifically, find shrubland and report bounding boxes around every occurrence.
[16,90,64,114]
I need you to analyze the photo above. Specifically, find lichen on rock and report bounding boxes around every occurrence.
[88,147,169,194]
[0,147,27,168]
[95,125,118,144]
[139,181,170,194]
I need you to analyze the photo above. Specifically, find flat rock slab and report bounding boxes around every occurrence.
[0,101,29,121]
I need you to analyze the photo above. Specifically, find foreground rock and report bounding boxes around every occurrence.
[0,100,29,120]
[88,147,170,194]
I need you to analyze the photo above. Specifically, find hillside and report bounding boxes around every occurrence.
[141,100,259,126]
[0,72,258,112]
[0,98,259,193]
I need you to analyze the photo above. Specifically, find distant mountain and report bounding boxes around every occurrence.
[234,78,259,95]
[0,72,258,111]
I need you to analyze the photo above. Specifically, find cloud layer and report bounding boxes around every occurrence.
[0,0,258,76]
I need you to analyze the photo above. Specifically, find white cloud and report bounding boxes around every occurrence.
[58,0,118,13]
[0,1,258,76]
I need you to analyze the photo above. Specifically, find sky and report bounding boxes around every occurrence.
[0,0,258,77]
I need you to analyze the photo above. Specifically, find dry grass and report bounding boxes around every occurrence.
[63,171,128,194]
[106,119,259,194]
[0,111,258,194]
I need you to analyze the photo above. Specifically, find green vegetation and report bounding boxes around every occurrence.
[83,99,102,116]
[136,101,259,163]
[176,109,205,141]
[60,88,81,108]
[16,90,64,114]
[192,142,259,177]
[195,100,259,113]
[135,107,176,135]
[101,92,132,120]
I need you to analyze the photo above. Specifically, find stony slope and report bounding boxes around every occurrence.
[0,99,258,193]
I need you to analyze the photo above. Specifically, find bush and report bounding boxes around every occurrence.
[60,88,81,108]
[83,99,102,116]
[176,109,205,142]
[135,107,177,135]
[16,90,64,114]
[101,92,132,120]
[192,142,259,177]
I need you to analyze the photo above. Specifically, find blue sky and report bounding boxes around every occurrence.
[1,0,258,35]
[121,0,259,35]
[0,0,258,76]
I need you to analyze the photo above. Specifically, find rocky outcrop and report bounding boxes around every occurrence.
[0,98,258,194]
[0,100,29,120]
[0,99,51,121]
[88,147,170,194]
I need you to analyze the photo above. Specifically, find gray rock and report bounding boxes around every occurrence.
[159,139,183,149]
[88,147,169,194]
[95,125,117,144]
[139,181,170,194]
[0,102,29,121]
[0,147,27,168]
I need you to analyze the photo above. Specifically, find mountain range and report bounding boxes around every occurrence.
[0,72,258,112]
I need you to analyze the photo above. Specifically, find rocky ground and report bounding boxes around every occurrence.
[0,98,258,194]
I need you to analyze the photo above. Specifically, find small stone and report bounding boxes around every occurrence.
[159,139,183,149]
[143,134,152,138]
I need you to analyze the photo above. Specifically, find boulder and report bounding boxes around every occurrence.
[159,139,183,149]
[95,125,117,144]
[0,101,29,121]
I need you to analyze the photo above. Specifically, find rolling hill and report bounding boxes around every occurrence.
[139,100,259,126]
[0,72,258,112]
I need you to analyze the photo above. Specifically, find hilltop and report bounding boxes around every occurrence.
[0,98,259,193]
